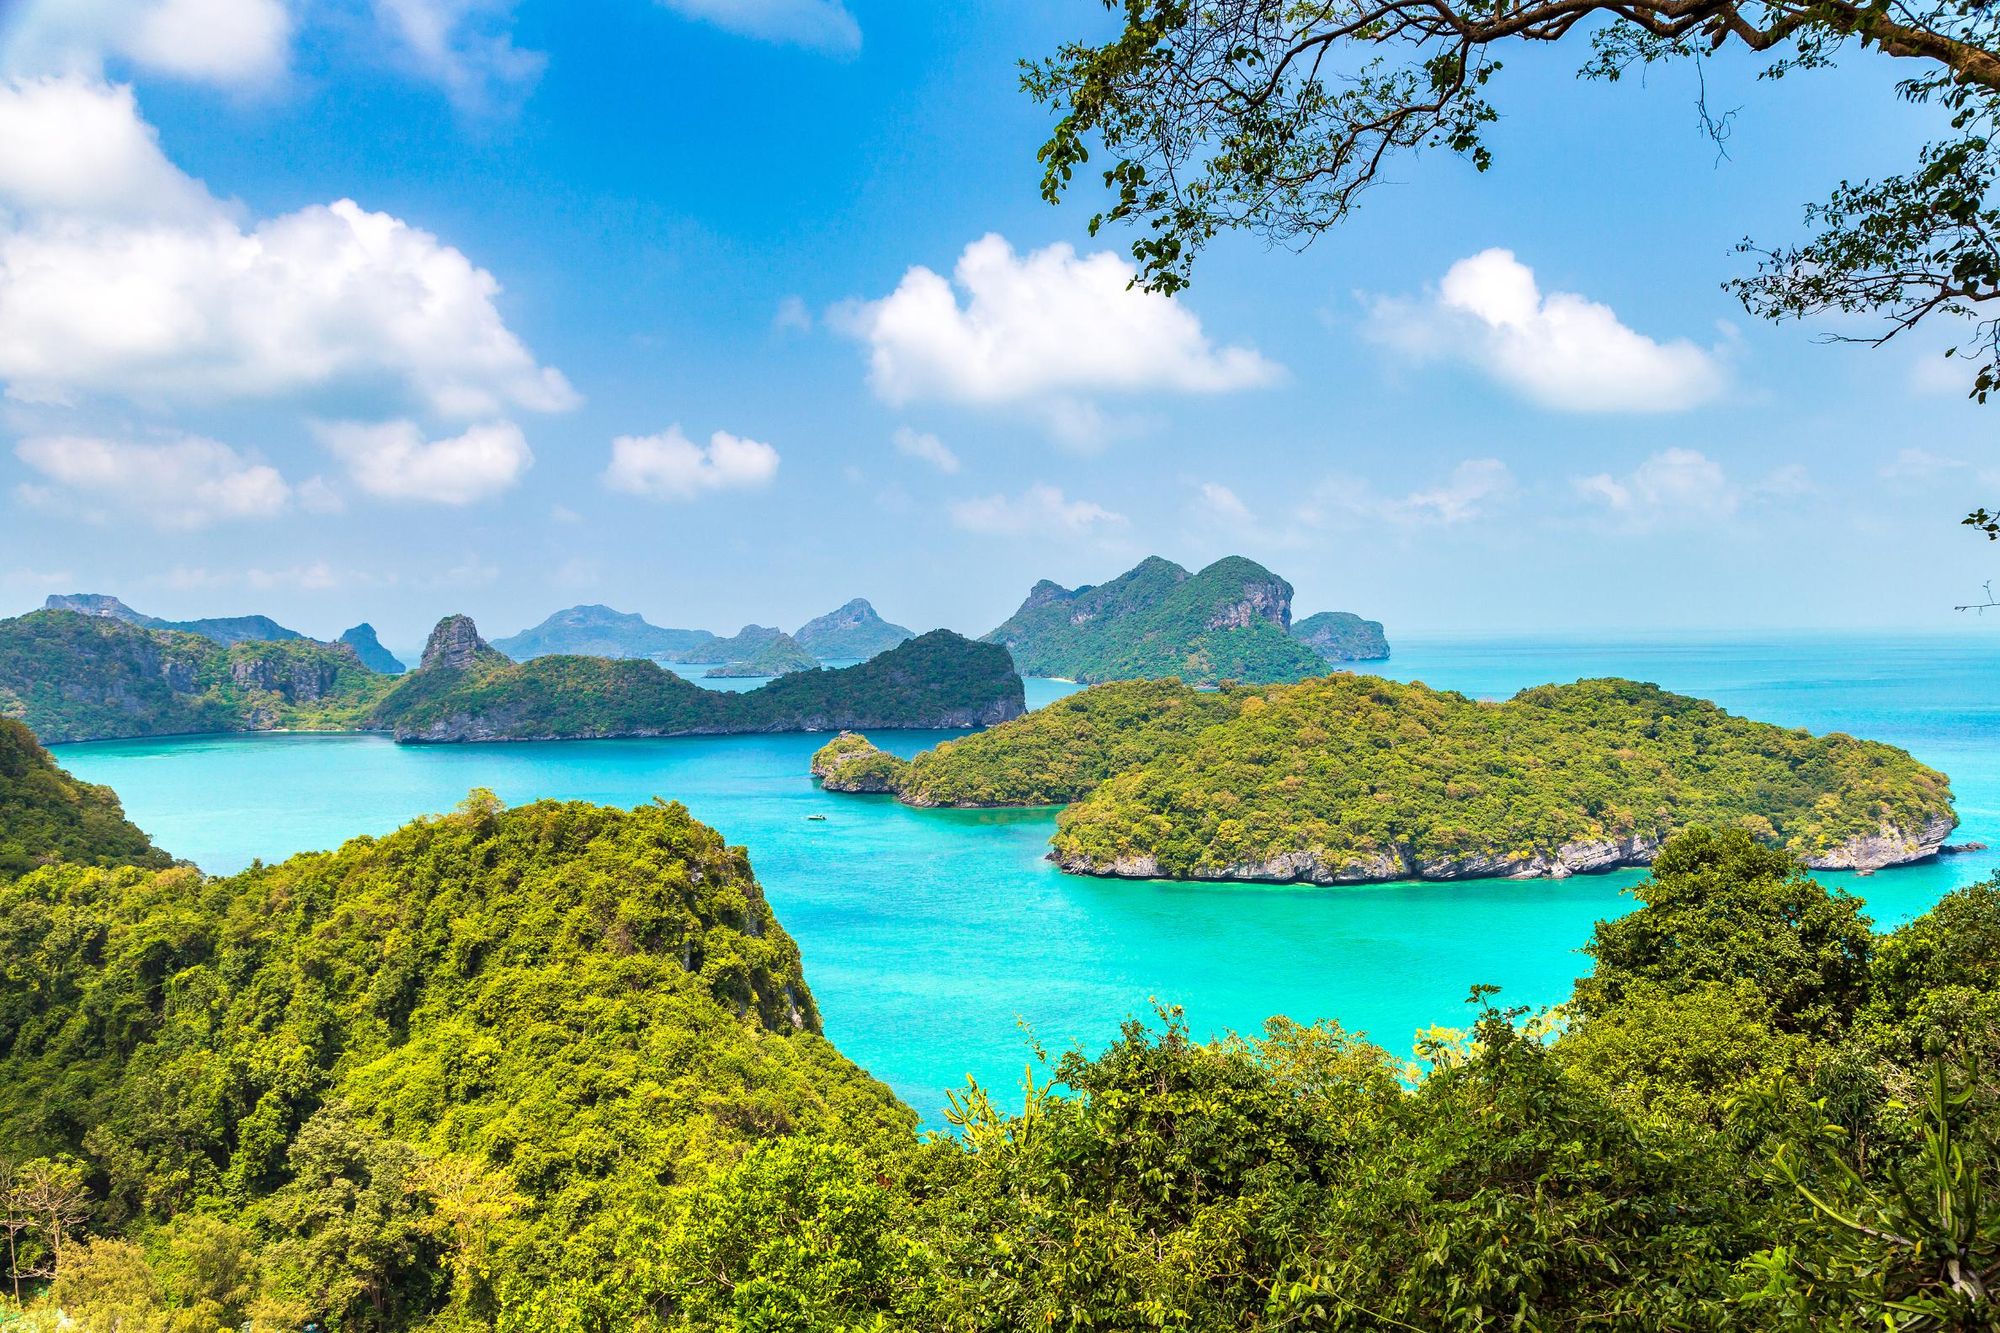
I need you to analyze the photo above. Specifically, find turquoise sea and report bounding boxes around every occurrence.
[51,634,2000,1121]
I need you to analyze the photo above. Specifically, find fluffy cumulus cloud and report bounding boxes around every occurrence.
[892,426,959,474]
[949,483,1127,539]
[837,234,1279,434]
[0,76,576,419]
[655,0,861,52]
[14,432,292,528]
[315,419,534,505]
[1370,249,1727,413]
[603,426,781,501]
[0,0,292,88]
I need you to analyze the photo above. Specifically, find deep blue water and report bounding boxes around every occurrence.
[51,634,2000,1120]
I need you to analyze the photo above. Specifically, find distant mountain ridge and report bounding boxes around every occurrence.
[338,623,405,673]
[45,593,308,647]
[1,608,1023,745]
[495,599,917,671]
[490,604,718,662]
[793,598,915,659]
[982,555,1385,685]
[371,618,1023,742]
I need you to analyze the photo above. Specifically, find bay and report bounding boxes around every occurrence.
[51,633,2000,1119]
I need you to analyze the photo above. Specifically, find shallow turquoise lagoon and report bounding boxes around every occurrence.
[52,634,2000,1120]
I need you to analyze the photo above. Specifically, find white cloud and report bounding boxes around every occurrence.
[315,419,533,505]
[14,432,291,528]
[1195,481,1254,526]
[949,483,1127,539]
[0,76,576,420]
[655,0,860,52]
[1576,446,1816,520]
[1,0,291,88]
[370,0,546,111]
[892,426,959,474]
[603,425,780,501]
[0,77,213,219]
[1301,459,1516,528]
[1577,448,1731,518]
[835,234,1280,432]
[1369,249,1727,413]
[773,294,813,334]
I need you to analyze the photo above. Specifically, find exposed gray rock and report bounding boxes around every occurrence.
[419,615,505,672]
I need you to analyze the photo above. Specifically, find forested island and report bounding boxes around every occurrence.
[0,609,1023,744]
[3,714,1998,1328]
[375,617,1022,741]
[814,675,1957,880]
[982,555,1388,685]
[700,633,818,678]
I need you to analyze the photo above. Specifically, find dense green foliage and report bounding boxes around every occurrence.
[373,627,1025,741]
[1290,611,1390,662]
[15,799,2000,1329]
[792,599,915,660]
[489,604,718,662]
[0,718,169,876]
[1049,675,1954,880]
[0,611,392,744]
[702,632,818,679]
[820,674,1955,881]
[820,678,1244,806]
[0,792,910,1332]
[982,555,1340,685]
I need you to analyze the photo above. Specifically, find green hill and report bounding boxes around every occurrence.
[0,610,392,744]
[0,793,909,1331]
[0,718,171,877]
[1291,610,1390,661]
[816,674,1957,882]
[982,555,1344,685]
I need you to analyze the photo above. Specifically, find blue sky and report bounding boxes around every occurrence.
[0,0,1992,652]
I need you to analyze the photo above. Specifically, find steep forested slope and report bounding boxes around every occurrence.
[0,718,170,876]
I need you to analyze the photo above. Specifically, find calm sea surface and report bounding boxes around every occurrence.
[51,634,2000,1120]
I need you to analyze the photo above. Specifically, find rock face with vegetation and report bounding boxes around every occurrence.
[44,593,308,646]
[1291,610,1390,661]
[703,631,819,678]
[0,610,394,744]
[372,621,1024,742]
[338,623,405,674]
[982,555,1379,685]
[0,717,170,876]
[818,675,1956,882]
[792,598,914,660]
[490,603,718,661]
[9,729,2000,1329]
